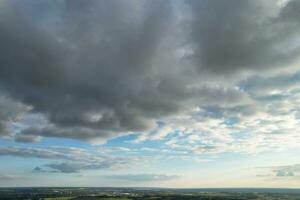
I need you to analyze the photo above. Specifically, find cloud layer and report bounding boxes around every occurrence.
[0,146,143,173]
[187,0,300,74]
[0,0,300,152]
[106,174,180,182]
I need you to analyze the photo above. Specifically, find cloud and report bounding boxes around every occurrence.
[0,94,30,137]
[0,174,19,181]
[186,0,300,74]
[43,160,135,173]
[45,163,78,173]
[0,146,81,160]
[0,146,145,173]
[0,0,299,152]
[258,164,300,179]
[18,126,114,144]
[105,174,180,182]
[276,170,294,177]
[0,0,178,142]
[273,164,300,177]
[0,0,265,143]
[32,166,44,172]
[14,134,41,143]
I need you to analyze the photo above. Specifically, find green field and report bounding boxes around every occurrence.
[44,197,74,200]
[1,188,300,200]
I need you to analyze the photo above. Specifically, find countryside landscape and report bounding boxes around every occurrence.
[1,0,300,199]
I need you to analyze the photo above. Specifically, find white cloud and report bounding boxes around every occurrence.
[105,174,180,182]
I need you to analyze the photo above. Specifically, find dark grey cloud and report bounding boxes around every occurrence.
[187,0,300,74]
[32,166,43,172]
[0,0,299,142]
[46,163,78,173]
[0,0,179,141]
[19,126,111,143]
[105,174,180,182]
[32,166,57,173]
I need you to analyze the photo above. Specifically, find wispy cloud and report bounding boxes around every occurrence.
[0,146,145,173]
[0,174,19,181]
[106,174,180,182]
[257,164,300,179]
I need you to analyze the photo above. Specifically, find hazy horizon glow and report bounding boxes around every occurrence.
[1,0,300,188]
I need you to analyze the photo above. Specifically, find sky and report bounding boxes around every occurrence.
[1,0,300,188]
